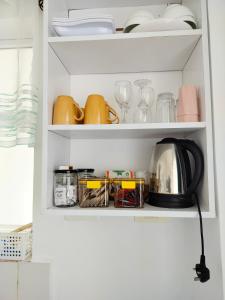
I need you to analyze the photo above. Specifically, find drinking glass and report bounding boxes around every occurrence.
[156,92,176,123]
[133,79,154,123]
[114,80,132,123]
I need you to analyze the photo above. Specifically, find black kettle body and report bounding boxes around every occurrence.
[148,138,204,208]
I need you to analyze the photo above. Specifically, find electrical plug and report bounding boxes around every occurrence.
[194,255,210,283]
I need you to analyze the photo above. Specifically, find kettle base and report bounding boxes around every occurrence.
[148,192,195,209]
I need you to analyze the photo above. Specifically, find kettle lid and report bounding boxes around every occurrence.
[157,137,179,145]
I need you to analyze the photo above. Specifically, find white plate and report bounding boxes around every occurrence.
[52,21,115,36]
[131,18,192,33]
[52,18,114,27]
[52,16,113,24]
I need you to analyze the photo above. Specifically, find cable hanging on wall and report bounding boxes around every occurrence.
[39,0,43,11]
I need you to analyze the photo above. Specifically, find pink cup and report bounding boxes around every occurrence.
[177,85,200,122]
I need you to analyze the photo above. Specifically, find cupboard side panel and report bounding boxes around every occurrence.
[183,1,215,217]
[47,133,70,208]
[48,45,70,125]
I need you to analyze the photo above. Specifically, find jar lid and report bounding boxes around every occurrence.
[112,178,145,184]
[58,165,73,170]
[79,178,109,184]
[76,168,95,173]
[55,167,77,174]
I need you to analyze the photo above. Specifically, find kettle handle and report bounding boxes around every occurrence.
[179,139,204,196]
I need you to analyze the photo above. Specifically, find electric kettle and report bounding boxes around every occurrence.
[148,138,210,283]
[148,138,204,208]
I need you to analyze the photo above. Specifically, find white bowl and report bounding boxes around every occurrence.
[124,10,154,33]
[162,4,197,28]
[162,4,194,18]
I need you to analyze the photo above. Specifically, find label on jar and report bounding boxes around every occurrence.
[55,187,67,206]
[122,181,136,189]
[87,181,101,189]
[68,186,77,203]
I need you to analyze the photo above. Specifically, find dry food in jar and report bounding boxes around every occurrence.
[54,166,78,207]
[78,178,109,208]
[105,170,135,201]
[113,178,145,208]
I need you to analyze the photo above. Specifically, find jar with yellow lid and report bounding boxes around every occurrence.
[78,178,109,208]
[113,178,145,208]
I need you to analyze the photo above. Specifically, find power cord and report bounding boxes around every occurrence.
[39,0,43,11]
[194,193,210,283]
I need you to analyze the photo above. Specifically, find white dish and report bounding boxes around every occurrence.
[130,18,192,33]
[52,19,114,26]
[52,19,115,36]
[162,4,195,19]
[52,15,113,24]
[124,10,154,32]
[162,4,197,28]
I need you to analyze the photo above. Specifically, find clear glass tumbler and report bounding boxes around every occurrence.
[156,92,176,123]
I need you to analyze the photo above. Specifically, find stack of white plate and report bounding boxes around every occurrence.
[52,15,115,36]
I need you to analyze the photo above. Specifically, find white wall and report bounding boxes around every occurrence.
[32,215,223,300]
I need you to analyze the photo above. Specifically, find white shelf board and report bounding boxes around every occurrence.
[45,203,214,218]
[65,0,182,9]
[48,30,202,74]
[48,122,206,139]
[0,39,32,49]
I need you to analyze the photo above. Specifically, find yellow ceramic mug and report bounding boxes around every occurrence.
[53,95,84,125]
[84,94,119,124]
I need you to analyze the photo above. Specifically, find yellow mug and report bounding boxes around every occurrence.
[84,94,119,124]
[52,95,84,125]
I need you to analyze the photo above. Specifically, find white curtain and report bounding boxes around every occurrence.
[0,0,39,147]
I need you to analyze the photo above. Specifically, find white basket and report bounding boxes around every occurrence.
[0,228,32,261]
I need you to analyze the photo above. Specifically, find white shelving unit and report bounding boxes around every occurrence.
[42,0,215,218]
[0,39,32,49]
[46,203,214,218]
[49,30,202,74]
[64,0,182,9]
[48,122,206,139]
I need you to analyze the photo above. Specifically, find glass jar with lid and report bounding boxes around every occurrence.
[78,178,109,208]
[54,166,78,207]
[113,178,145,208]
[135,171,150,201]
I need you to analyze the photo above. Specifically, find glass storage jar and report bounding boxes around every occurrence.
[54,166,78,207]
[78,178,109,208]
[135,171,150,201]
[113,178,145,208]
[105,170,135,201]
